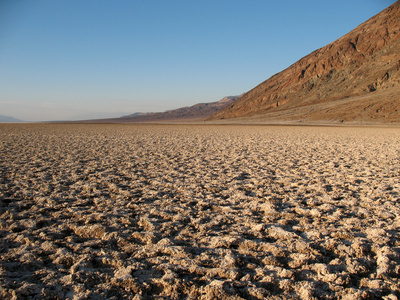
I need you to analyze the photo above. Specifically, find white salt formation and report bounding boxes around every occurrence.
[0,124,399,299]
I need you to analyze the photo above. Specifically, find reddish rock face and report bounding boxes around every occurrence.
[209,2,400,123]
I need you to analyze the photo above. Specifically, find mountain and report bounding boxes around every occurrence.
[0,115,24,123]
[208,2,400,124]
[84,96,240,123]
[66,111,129,121]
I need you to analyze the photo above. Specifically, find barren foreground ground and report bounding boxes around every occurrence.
[1,124,400,299]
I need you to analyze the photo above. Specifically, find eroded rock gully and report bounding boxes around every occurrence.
[1,124,400,299]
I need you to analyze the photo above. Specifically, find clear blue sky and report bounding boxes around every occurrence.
[0,0,396,121]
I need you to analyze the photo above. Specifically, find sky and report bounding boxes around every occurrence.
[0,0,397,121]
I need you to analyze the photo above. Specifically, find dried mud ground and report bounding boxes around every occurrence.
[1,124,400,300]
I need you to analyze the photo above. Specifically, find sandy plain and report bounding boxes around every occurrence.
[1,123,400,299]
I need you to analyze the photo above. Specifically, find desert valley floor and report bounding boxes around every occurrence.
[1,124,400,299]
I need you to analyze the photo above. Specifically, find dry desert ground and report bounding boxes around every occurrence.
[1,124,400,299]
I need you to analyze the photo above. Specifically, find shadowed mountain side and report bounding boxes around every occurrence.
[0,115,24,123]
[80,96,240,123]
[208,2,400,124]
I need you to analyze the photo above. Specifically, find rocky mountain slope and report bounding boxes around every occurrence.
[208,2,400,124]
[120,96,240,122]
[85,96,240,123]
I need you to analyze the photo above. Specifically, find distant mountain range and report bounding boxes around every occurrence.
[81,95,241,123]
[208,2,400,124]
[0,115,24,123]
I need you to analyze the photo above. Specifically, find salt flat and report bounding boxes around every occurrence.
[1,124,400,299]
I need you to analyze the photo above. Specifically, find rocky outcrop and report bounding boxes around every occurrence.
[208,2,400,123]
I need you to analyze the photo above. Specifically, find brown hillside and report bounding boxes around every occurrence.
[79,96,240,123]
[208,2,400,123]
[119,96,239,122]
